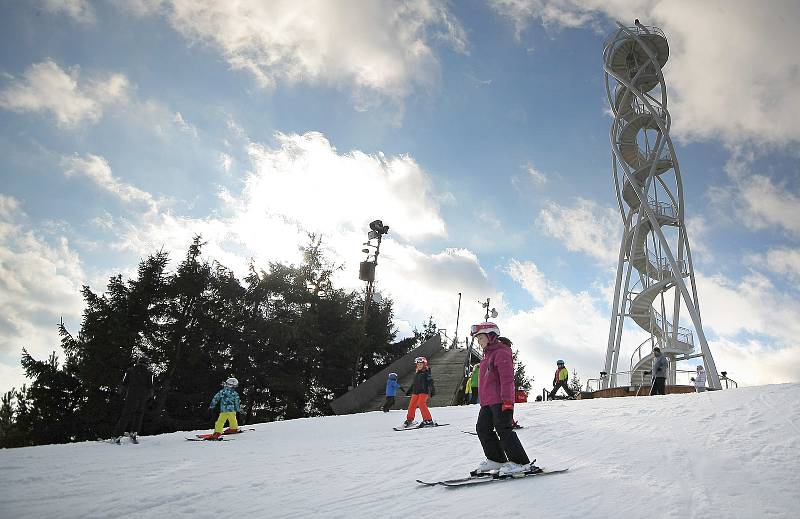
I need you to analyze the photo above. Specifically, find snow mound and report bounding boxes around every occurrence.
[1,384,799,518]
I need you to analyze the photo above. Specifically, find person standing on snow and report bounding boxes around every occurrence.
[470,322,534,477]
[209,377,241,439]
[549,360,575,399]
[382,372,406,412]
[113,355,154,444]
[650,347,668,396]
[691,365,707,393]
[403,356,436,427]
[467,363,480,404]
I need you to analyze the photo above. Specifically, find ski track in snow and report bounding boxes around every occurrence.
[1,384,799,518]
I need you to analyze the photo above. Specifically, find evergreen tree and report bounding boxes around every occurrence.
[3,235,404,446]
[570,369,582,397]
[512,349,533,392]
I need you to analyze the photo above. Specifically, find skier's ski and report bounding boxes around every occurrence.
[461,430,478,436]
[195,428,254,439]
[417,467,568,487]
[393,423,449,431]
[186,436,231,441]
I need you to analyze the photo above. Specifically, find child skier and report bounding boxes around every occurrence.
[549,360,575,399]
[470,322,534,477]
[467,363,480,404]
[691,365,707,392]
[403,356,436,427]
[382,372,406,412]
[209,377,241,439]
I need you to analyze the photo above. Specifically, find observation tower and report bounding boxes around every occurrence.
[602,21,721,390]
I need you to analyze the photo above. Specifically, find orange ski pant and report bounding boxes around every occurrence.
[406,393,432,422]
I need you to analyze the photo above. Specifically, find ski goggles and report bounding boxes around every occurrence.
[414,357,426,364]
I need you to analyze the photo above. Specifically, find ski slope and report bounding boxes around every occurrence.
[1,383,799,518]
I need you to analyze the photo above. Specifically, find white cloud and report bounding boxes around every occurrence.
[0,195,85,394]
[506,259,553,303]
[173,112,198,137]
[708,337,800,387]
[62,153,158,212]
[708,150,800,237]
[218,152,233,174]
[39,0,96,24]
[124,0,467,109]
[538,198,620,263]
[748,248,800,284]
[475,210,502,230]
[0,60,129,127]
[242,132,447,241]
[525,162,547,185]
[696,272,800,345]
[489,0,800,147]
[93,130,449,287]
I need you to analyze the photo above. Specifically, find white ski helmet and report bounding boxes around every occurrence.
[470,322,500,337]
[224,377,239,388]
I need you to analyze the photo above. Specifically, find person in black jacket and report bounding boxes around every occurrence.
[113,356,154,443]
[402,356,436,428]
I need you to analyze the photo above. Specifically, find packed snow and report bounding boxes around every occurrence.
[1,383,799,518]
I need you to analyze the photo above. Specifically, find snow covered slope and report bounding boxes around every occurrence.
[1,384,799,518]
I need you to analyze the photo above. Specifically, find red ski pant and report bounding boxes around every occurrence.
[406,393,432,422]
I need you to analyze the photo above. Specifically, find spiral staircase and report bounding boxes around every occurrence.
[602,22,721,390]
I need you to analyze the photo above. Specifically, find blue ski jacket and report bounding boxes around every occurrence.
[210,387,241,413]
[386,379,403,397]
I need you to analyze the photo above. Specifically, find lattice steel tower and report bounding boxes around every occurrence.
[602,21,721,390]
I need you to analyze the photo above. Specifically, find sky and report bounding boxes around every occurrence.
[1,0,799,398]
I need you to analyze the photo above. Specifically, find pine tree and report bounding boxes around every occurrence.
[569,369,582,397]
[512,349,533,392]
[4,235,405,446]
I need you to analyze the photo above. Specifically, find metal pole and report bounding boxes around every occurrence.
[453,292,462,348]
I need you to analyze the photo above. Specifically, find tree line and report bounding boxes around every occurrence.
[0,236,418,448]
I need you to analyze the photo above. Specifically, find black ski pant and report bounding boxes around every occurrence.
[381,396,396,412]
[650,377,666,396]
[476,404,530,465]
[550,380,574,398]
[114,392,148,436]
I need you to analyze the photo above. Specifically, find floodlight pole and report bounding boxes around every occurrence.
[362,233,383,319]
[453,292,462,348]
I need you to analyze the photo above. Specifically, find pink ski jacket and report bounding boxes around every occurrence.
[478,338,516,406]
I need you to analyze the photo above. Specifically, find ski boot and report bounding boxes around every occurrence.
[420,420,435,427]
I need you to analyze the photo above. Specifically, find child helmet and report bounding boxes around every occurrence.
[388,372,398,379]
[224,377,239,388]
[470,322,500,337]
[414,356,428,367]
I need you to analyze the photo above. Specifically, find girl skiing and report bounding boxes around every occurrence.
[470,322,534,477]
[209,377,241,439]
[403,356,436,427]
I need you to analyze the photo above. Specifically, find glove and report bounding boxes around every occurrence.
[501,400,514,412]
